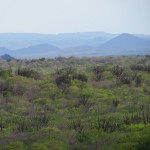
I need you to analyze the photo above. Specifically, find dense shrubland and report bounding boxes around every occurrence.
[0,56,150,150]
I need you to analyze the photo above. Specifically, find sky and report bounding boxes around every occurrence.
[0,0,150,34]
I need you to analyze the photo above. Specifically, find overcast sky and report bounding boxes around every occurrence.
[0,0,150,34]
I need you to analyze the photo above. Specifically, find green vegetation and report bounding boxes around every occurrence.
[0,56,150,150]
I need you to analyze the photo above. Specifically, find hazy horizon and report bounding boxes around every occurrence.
[0,0,150,34]
[0,31,150,36]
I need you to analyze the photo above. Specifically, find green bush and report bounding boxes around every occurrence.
[0,141,25,150]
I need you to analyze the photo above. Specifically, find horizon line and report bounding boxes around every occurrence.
[0,31,149,35]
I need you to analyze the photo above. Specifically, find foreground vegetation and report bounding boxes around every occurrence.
[0,55,150,150]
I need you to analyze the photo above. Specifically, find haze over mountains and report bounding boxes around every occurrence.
[0,32,115,49]
[0,32,150,58]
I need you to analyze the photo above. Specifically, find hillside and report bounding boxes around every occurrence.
[0,54,15,61]
[0,56,150,150]
[9,44,61,58]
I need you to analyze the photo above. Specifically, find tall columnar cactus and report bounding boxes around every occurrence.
[112,65,124,78]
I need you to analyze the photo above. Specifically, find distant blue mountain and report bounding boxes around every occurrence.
[0,32,150,58]
[17,43,59,52]
[9,44,60,57]
[99,33,150,50]
[0,54,15,61]
[135,34,150,41]
[0,32,116,49]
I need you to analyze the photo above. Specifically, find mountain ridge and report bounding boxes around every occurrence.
[99,33,150,50]
[0,32,116,49]
[0,32,150,58]
[0,54,15,61]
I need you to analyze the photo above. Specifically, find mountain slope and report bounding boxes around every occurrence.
[0,33,150,58]
[0,32,116,49]
[0,54,15,61]
[10,44,60,57]
[99,33,150,50]
[18,43,59,52]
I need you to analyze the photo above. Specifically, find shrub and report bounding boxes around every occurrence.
[135,75,142,86]
[68,119,84,134]
[92,66,104,81]
[112,65,124,78]
[6,76,29,96]
[0,118,5,131]
[34,98,49,105]
[95,117,123,132]
[14,118,30,133]
[72,73,88,82]
[55,74,71,91]
[79,90,93,109]
[112,99,120,108]
[31,143,48,150]
[55,67,76,76]
[1,141,25,150]
[0,79,8,92]
[120,73,132,84]
[16,68,40,79]
[131,64,150,72]
[0,69,12,79]
[29,113,49,131]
